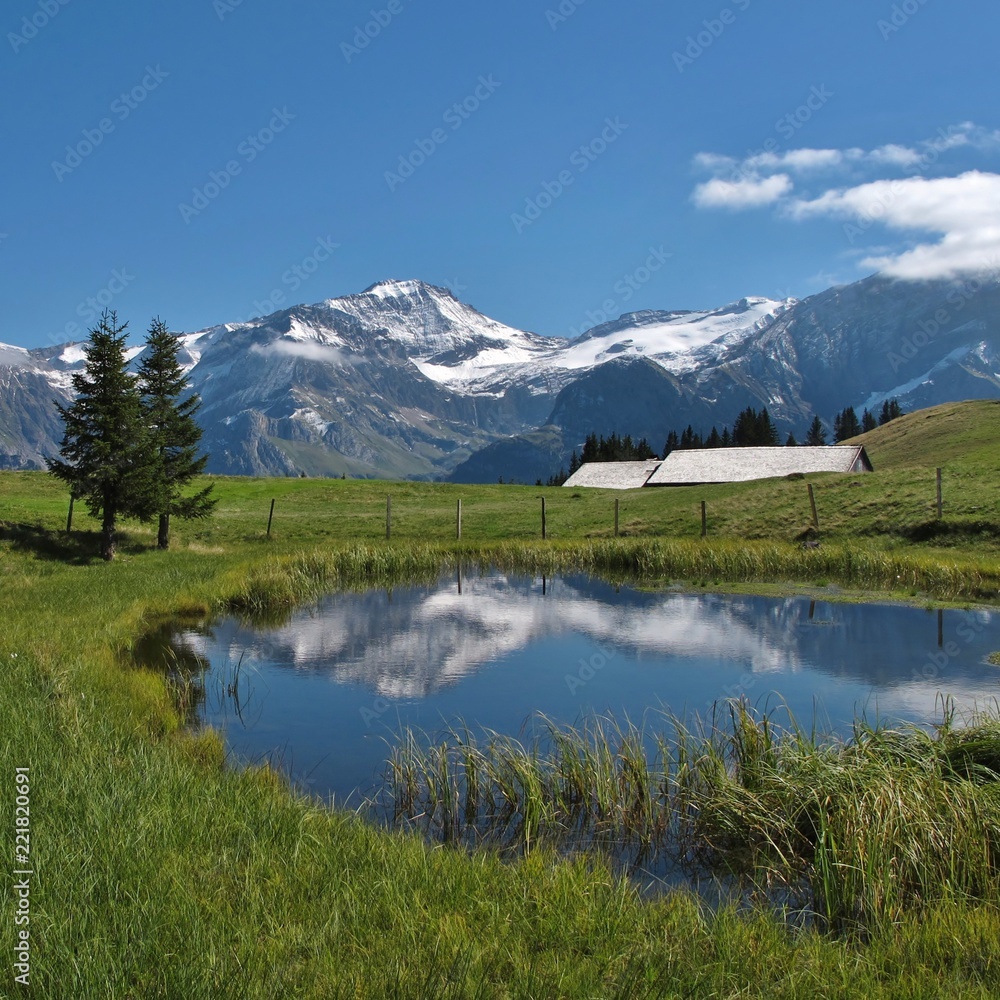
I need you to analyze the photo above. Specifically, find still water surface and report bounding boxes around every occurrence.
[153,572,999,806]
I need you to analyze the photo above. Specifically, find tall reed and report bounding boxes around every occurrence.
[377,701,1000,933]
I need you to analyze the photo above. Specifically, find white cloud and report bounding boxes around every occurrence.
[252,339,350,365]
[789,171,1000,280]
[746,148,845,172]
[691,123,1000,211]
[692,152,736,172]
[692,173,793,209]
[868,143,923,168]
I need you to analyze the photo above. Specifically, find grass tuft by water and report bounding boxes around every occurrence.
[378,700,1000,934]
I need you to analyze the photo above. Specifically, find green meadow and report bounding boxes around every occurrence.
[2,400,1000,997]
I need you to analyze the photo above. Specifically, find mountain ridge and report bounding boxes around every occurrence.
[2,273,999,480]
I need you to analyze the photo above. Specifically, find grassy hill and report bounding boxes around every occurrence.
[852,398,1000,470]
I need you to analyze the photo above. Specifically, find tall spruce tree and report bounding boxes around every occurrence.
[732,406,779,446]
[879,399,903,425]
[805,415,827,446]
[861,408,878,433]
[834,406,862,442]
[138,317,216,549]
[48,310,158,561]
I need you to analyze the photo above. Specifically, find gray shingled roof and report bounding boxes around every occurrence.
[563,460,662,490]
[645,446,872,486]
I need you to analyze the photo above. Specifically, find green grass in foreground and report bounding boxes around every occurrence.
[2,402,1000,996]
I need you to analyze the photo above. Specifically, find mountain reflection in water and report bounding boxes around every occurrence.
[158,573,998,806]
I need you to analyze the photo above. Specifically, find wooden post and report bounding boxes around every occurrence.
[541,497,547,540]
[66,495,74,534]
[808,484,819,529]
[456,498,462,540]
[936,468,943,521]
[614,498,620,537]
[266,498,275,537]
[386,495,392,540]
[701,500,707,539]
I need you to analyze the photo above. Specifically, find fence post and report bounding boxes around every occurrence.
[701,500,707,539]
[66,495,75,534]
[614,498,620,538]
[808,484,819,529]
[386,495,392,540]
[266,498,275,537]
[936,468,943,521]
[456,498,462,540]
[541,497,547,540]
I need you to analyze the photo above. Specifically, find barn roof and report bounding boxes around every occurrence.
[645,446,873,486]
[562,459,662,490]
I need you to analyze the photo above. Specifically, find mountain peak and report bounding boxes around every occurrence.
[358,278,454,301]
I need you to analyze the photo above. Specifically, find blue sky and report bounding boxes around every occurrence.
[4,0,1000,348]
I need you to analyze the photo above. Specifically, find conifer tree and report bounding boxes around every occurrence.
[785,431,797,446]
[834,406,862,442]
[879,399,904,425]
[48,311,158,561]
[138,317,216,549]
[758,407,779,446]
[805,415,827,446]
[732,406,779,446]
[861,408,877,433]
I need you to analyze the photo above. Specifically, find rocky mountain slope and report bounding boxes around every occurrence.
[2,274,999,481]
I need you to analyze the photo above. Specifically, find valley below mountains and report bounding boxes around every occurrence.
[2,273,999,483]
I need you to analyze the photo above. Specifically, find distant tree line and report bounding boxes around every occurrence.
[549,399,904,484]
[48,309,216,561]
[660,400,904,456]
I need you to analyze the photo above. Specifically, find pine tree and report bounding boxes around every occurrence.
[731,407,754,446]
[805,415,827,446]
[138,317,216,549]
[879,399,904,425]
[663,430,679,456]
[834,406,862,442]
[48,311,158,561]
[758,407,779,446]
[732,406,779,446]
[785,431,797,446]
[861,408,877,433]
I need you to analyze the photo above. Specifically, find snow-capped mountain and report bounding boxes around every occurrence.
[452,274,1000,483]
[2,274,999,479]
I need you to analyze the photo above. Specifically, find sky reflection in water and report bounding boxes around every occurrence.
[164,573,1000,806]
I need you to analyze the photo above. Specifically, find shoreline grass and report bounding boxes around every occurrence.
[221,538,1000,619]
[377,702,1000,935]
